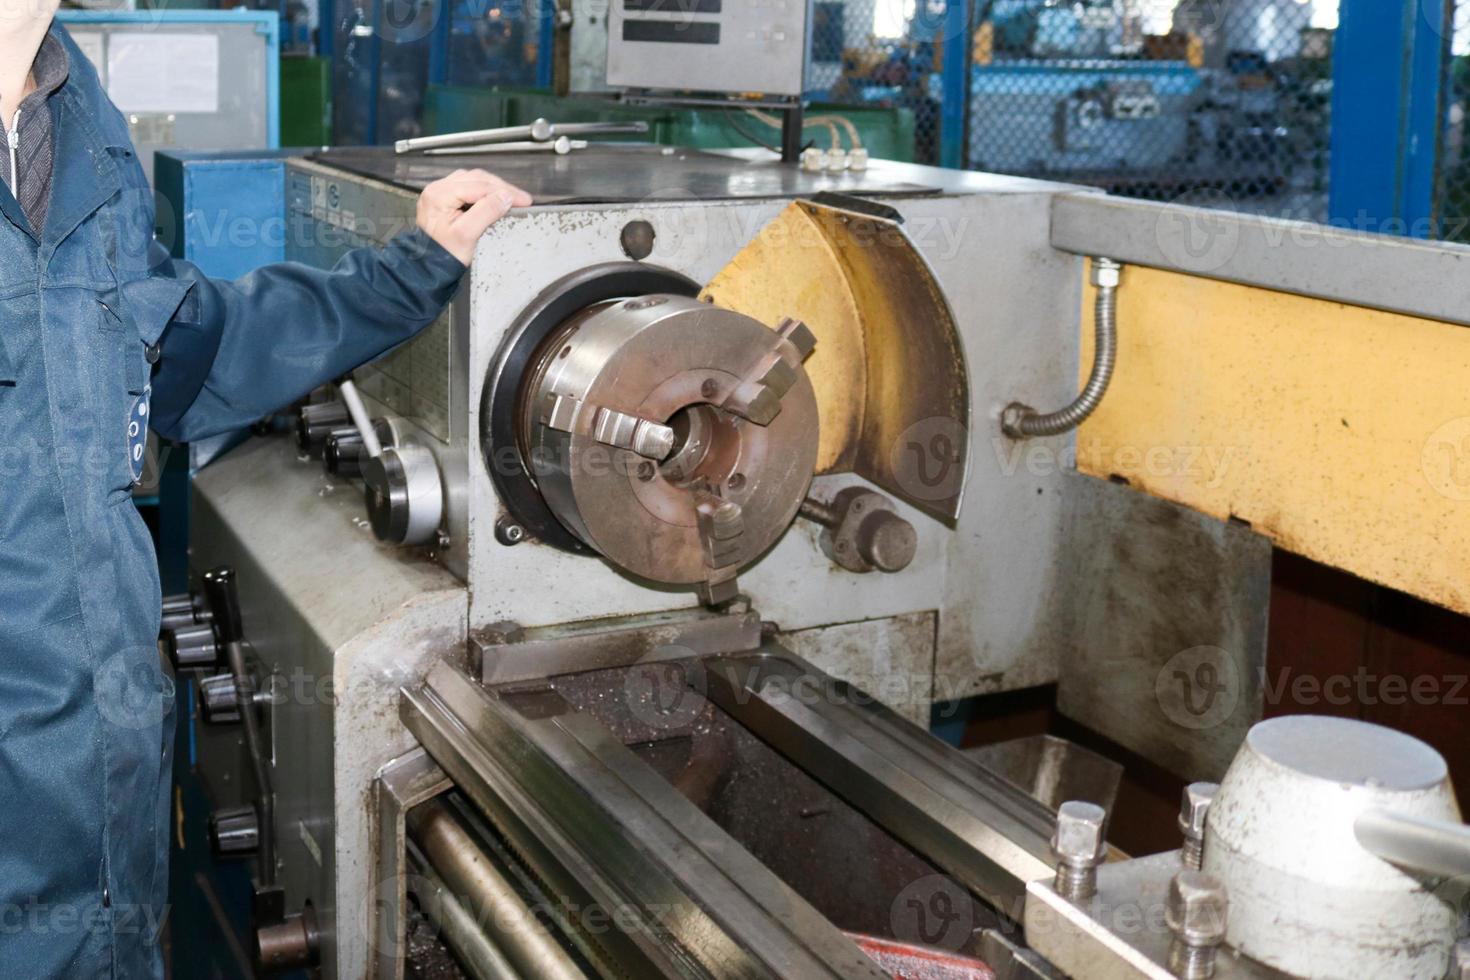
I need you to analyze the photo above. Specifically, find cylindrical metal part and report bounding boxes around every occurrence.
[161,591,203,617]
[1179,782,1218,871]
[210,804,260,857]
[1051,800,1107,902]
[1353,807,1470,878]
[296,402,351,453]
[407,799,584,980]
[853,510,917,572]
[199,673,241,723]
[1206,716,1461,980]
[168,622,220,670]
[406,846,524,980]
[324,430,365,478]
[362,445,444,546]
[1165,870,1227,980]
[257,907,319,972]
[516,294,818,590]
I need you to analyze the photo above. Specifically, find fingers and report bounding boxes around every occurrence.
[417,169,532,265]
[424,170,532,211]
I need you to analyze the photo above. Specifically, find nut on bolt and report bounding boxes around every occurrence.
[1166,870,1228,980]
[1178,782,1218,870]
[1091,256,1123,289]
[1051,800,1107,901]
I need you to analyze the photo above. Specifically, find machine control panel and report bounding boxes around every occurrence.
[607,0,812,97]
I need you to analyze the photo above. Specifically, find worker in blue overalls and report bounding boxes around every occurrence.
[0,9,531,977]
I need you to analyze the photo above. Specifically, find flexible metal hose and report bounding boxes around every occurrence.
[1003,258,1122,439]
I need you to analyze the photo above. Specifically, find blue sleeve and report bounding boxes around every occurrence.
[145,228,465,442]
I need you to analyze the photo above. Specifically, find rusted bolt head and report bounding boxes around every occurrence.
[1178,782,1219,838]
[1051,801,1107,868]
[1166,870,1229,947]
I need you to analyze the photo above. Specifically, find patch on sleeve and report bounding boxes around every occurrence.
[127,385,151,485]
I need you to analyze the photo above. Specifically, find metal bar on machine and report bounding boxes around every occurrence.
[407,799,582,980]
[397,120,650,154]
[702,652,1057,913]
[400,662,891,980]
[1050,191,1470,328]
[406,845,525,980]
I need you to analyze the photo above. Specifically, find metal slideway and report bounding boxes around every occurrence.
[398,659,891,980]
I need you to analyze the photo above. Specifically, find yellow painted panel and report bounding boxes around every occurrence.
[1075,266,1470,613]
[703,205,867,474]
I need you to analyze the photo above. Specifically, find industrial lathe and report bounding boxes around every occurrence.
[162,144,1470,980]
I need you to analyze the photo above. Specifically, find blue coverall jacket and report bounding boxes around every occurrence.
[1,26,465,978]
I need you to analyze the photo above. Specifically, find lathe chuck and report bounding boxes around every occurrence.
[513,293,820,601]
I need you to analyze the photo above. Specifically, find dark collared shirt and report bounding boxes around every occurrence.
[0,31,69,232]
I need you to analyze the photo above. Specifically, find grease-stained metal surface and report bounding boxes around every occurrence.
[703,201,970,524]
[1074,265,1470,614]
[1053,472,1271,783]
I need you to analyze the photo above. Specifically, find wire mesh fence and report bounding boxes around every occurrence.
[1436,0,1470,242]
[815,0,1336,220]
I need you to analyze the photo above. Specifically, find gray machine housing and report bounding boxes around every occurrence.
[188,149,1271,979]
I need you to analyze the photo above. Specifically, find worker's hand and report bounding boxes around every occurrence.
[417,169,532,266]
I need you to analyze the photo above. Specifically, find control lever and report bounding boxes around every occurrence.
[395,118,649,154]
[204,566,277,889]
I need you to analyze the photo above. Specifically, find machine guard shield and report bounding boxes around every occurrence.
[702,201,971,525]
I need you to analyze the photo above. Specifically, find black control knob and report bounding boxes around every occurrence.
[295,402,351,454]
[160,605,211,635]
[160,591,201,618]
[167,622,220,671]
[199,673,242,724]
[323,430,365,478]
[209,804,260,857]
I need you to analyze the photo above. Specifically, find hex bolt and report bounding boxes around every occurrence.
[1178,782,1219,870]
[1051,800,1107,902]
[1166,870,1229,980]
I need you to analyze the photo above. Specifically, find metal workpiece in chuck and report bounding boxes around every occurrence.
[516,293,821,605]
[362,444,445,547]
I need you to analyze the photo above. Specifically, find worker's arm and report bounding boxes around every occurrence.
[145,170,531,443]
